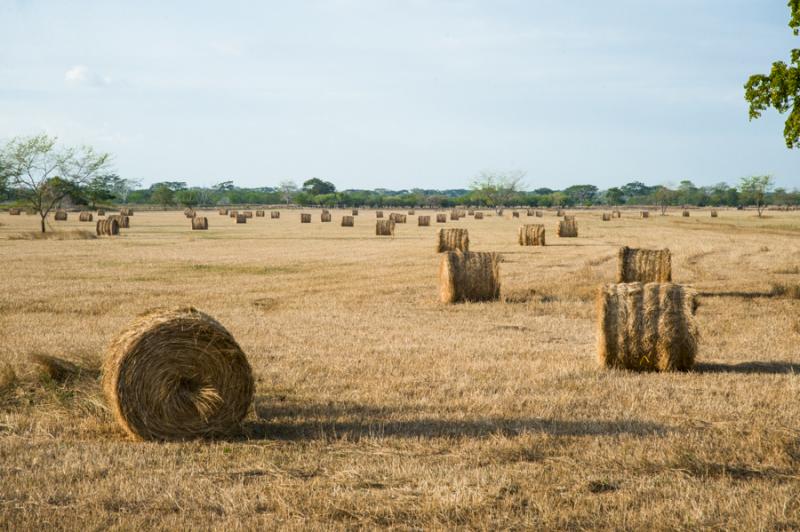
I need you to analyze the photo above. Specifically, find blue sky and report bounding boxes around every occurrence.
[0,0,798,190]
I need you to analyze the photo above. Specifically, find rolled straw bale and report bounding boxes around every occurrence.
[390,213,407,223]
[243,211,253,218]
[9,208,21,215]
[437,228,469,252]
[54,210,68,221]
[450,210,460,221]
[352,209,359,216]
[270,211,280,219]
[300,213,311,223]
[102,307,254,441]
[219,208,229,215]
[341,215,354,227]
[97,209,106,216]
[534,211,543,217]
[229,210,238,218]
[527,208,535,216]
[710,210,718,218]
[322,209,330,215]
[376,219,395,236]
[321,212,332,222]
[408,209,415,215]
[682,210,690,217]
[120,208,134,216]
[474,212,484,220]
[418,215,431,226]
[557,218,578,237]
[613,210,621,218]
[496,208,504,216]
[96,218,119,236]
[184,208,195,218]
[376,210,384,218]
[236,214,247,223]
[192,216,208,230]
[512,211,520,218]
[256,210,265,217]
[436,214,447,223]
[108,214,129,228]
[640,211,650,219]
[438,251,501,303]
[596,282,698,372]
[617,247,672,283]
[79,211,94,222]
[602,213,611,221]
[468,209,475,215]
[556,209,564,217]
[518,224,545,246]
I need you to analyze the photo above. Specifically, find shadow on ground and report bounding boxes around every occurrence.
[696,361,800,374]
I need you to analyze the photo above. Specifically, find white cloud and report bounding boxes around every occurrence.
[64,65,111,87]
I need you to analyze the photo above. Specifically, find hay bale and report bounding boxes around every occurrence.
[243,211,253,218]
[450,210,460,221]
[352,209,359,216]
[436,214,447,223]
[108,214,129,228]
[641,211,650,219]
[617,246,672,283]
[376,210,384,218]
[596,283,698,372]
[474,212,484,220]
[613,210,621,218]
[9,208,21,215]
[79,211,94,222]
[97,209,106,216]
[271,211,280,219]
[682,210,690,217]
[557,218,578,237]
[535,210,543,217]
[219,208,229,215]
[102,307,254,441]
[710,210,718,217]
[390,213,407,223]
[437,228,469,252]
[512,211,520,218]
[321,212,332,222]
[376,219,395,236]
[236,214,247,223]
[256,210,265,217]
[184,208,195,218]
[341,215,354,227]
[468,209,475,216]
[518,224,545,246]
[496,208,504,216]
[602,213,611,221]
[418,215,431,226]
[526,208,534,216]
[438,251,501,303]
[54,210,68,221]
[229,210,239,218]
[192,216,208,230]
[556,209,564,217]
[120,208,134,216]
[408,209,415,215]
[300,213,311,223]
[96,218,120,236]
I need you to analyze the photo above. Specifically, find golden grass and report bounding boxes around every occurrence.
[0,209,799,529]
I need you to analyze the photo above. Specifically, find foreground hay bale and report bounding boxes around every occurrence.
[192,216,208,230]
[641,211,650,219]
[376,210,384,218]
[557,218,578,237]
[9,208,21,215]
[54,210,68,221]
[474,212,484,220]
[300,213,311,223]
[108,214,129,228]
[96,218,120,236]
[617,246,672,283]
[321,212,332,222]
[219,208,229,215]
[270,210,280,219]
[236,214,247,223]
[602,213,611,221]
[341,215,354,227]
[418,215,431,226]
[79,211,94,222]
[184,208,195,218]
[710,210,718,217]
[376,219,395,236]
[596,283,698,371]
[439,251,501,303]
[102,307,254,441]
[437,228,469,252]
[518,224,545,246]
[682,210,690,217]
[436,214,447,223]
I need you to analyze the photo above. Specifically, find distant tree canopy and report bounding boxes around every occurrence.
[302,178,336,196]
[744,1,800,148]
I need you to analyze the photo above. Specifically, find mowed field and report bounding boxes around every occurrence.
[1,208,799,530]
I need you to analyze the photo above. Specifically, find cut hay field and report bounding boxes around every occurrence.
[1,208,800,530]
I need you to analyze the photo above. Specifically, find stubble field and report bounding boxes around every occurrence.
[0,208,799,530]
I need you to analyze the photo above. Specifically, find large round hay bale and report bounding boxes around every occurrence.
[236,214,247,223]
[418,215,430,226]
[120,208,134,216]
[437,228,469,252]
[557,218,578,237]
[682,210,690,217]
[612,210,621,218]
[243,211,253,218]
[9,208,21,215]
[108,214,129,228]
[602,213,611,221]
[376,219,395,236]
[96,218,119,236]
[184,208,195,218]
[438,251,501,303]
[300,213,311,223]
[436,214,447,223]
[710,210,718,217]
[321,212,332,222]
[641,211,650,218]
[596,283,698,372]
[518,224,545,246]
[376,210,384,218]
[270,211,280,219]
[102,307,254,441]
[617,247,671,283]
[219,208,229,215]
[79,211,93,222]
[351,209,359,216]
[535,210,543,217]
[256,210,265,217]
[450,210,460,221]
[341,215,354,227]
[512,211,520,218]
[474,212,484,220]
[192,216,208,230]
[54,210,68,221]
[97,209,106,216]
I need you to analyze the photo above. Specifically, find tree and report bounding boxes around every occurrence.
[604,187,624,206]
[744,1,800,148]
[470,170,526,206]
[214,180,235,192]
[175,189,201,208]
[151,184,175,209]
[564,184,598,206]
[278,180,298,204]
[302,178,336,196]
[110,176,141,204]
[1,134,111,232]
[652,186,676,215]
[739,175,774,217]
[83,173,118,208]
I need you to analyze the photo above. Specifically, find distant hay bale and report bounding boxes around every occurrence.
[436,214,447,223]
[535,210,543,217]
[682,210,690,217]
[79,211,94,222]
[97,209,106,216]
[438,251,501,304]
[617,246,672,283]
[96,218,120,236]
[613,210,621,218]
[321,212,332,222]
[450,210,460,221]
[408,209,415,215]
[376,210,384,218]
[229,210,238,218]
[219,208,229,215]
[710,210,718,217]
[376,219,395,236]
[120,208,134,216]
[512,211,520,218]
[256,210,265,217]
[518,224,545,246]
[236,214,247,223]
[322,209,330,215]
[192,216,208,230]
[390,213,407,223]
[596,283,698,372]
[341,215,354,227]
[102,307,254,441]
[418,215,431,226]
[557,218,578,237]
[30,354,85,382]
[243,211,253,218]
[300,213,311,223]
[563,215,575,221]
[474,212,484,220]
[108,214,129,229]
[352,209,359,216]
[184,208,195,218]
[54,210,68,221]
[602,213,611,221]
[641,211,650,219]
[556,209,564,217]
[496,208,504,216]
[468,209,475,215]
[270,211,280,219]
[437,228,469,252]
[9,208,21,215]
[526,208,535,216]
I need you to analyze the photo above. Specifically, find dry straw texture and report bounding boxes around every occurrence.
[108,214,129,228]
[437,228,469,252]
[450,210,460,221]
[270,210,280,219]
[556,209,564,217]
[218,208,228,215]
[96,218,120,236]
[192,216,208,230]
[557,218,578,237]
[256,210,265,217]
[321,212,332,222]
[518,224,545,246]
[9,208,21,215]
[474,212,484,220]
[184,208,195,218]
[120,208,134,216]
[352,209,359,216]
[617,246,672,283]
[683,210,690,217]
[390,213,407,223]
[641,211,650,219]
[418,215,430,226]
[436,214,447,223]
[375,219,395,236]
[468,209,475,215]
[596,282,698,372]
[527,208,535,216]
[236,214,247,224]
[102,307,254,441]
[79,212,94,222]
[512,211,520,218]
[408,209,415,215]
[300,214,311,223]
[341,215,355,227]
[54,210,68,221]
[0,363,16,394]
[602,213,611,221]
[376,210,383,218]
[30,354,85,382]
[438,251,501,303]
[229,210,238,218]
[613,210,621,218]
[535,210,543,217]
[711,210,718,217]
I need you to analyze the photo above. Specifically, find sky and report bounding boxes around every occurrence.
[0,0,798,191]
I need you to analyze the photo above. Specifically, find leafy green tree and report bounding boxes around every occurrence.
[1,134,111,232]
[739,175,774,217]
[564,184,598,206]
[110,176,141,204]
[82,173,119,208]
[603,187,624,206]
[302,178,336,195]
[151,184,175,209]
[470,170,526,206]
[744,1,800,148]
[652,186,677,215]
[279,180,298,204]
[175,189,201,208]
[620,181,651,202]
[214,180,235,192]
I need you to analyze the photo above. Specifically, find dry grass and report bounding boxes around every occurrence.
[617,246,672,283]
[9,229,97,240]
[0,209,800,529]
